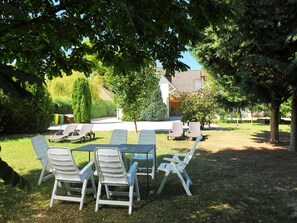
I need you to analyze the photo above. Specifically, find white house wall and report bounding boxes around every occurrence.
[159,76,170,118]
[171,70,203,93]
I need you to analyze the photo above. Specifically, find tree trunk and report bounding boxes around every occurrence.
[289,89,297,151]
[270,103,280,143]
[133,116,138,133]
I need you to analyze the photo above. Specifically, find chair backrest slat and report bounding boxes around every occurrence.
[182,135,203,166]
[31,135,49,167]
[138,130,156,156]
[79,124,93,135]
[172,122,183,134]
[189,122,201,132]
[63,124,78,135]
[94,147,128,184]
[110,129,127,145]
[138,130,156,145]
[47,147,81,181]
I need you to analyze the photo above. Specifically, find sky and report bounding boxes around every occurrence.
[157,51,202,70]
[180,51,202,70]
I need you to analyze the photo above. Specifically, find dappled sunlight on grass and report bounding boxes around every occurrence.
[1,123,297,222]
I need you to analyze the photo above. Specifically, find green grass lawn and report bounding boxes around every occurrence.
[1,123,297,223]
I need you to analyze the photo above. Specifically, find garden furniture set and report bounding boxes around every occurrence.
[31,129,203,214]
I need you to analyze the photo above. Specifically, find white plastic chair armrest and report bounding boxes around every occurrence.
[127,162,138,176]
[167,152,187,157]
[127,162,138,186]
[175,153,187,158]
[79,161,94,179]
[163,157,181,164]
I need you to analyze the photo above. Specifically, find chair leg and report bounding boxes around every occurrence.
[134,175,141,201]
[176,170,192,196]
[79,180,88,210]
[128,185,134,215]
[90,175,97,198]
[182,170,192,187]
[105,185,110,199]
[151,156,157,180]
[50,179,58,207]
[157,172,169,194]
[95,182,102,212]
[151,165,155,180]
[38,165,47,186]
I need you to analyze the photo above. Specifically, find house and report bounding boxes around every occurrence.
[158,69,206,118]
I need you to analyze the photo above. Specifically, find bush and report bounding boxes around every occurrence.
[72,78,92,123]
[178,85,219,127]
[53,96,72,114]
[47,71,85,98]
[91,100,116,118]
[0,86,54,134]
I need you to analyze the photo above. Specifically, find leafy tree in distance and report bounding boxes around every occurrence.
[72,78,92,123]
[139,87,167,121]
[178,84,219,128]
[106,63,159,132]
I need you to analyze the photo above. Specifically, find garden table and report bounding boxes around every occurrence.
[72,143,156,193]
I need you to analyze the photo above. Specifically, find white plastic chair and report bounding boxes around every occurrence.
[47,147,96,210]
[31,135,54,185]
[66,124,94,142]
[186,122,202,140]
[130,130,157,179]
[157,135,203,196]
[109,129,127,145]
[48,124,78,142]
[94,147,140,215]
[168,122,184,140]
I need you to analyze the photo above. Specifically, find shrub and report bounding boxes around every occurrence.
[72,78,92,123]
[91,100,116,118]
[0,86,54,134]
[53,96,72,114]
[47,71,85,98]
[178,85,219,127]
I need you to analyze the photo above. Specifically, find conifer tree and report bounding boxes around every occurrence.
[140,87,167,121]
[72,78,92,123]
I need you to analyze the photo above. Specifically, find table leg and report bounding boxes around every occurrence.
[146,153,149,193]
[154,146,157,179]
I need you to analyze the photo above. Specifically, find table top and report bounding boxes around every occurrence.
[72,143,155,154]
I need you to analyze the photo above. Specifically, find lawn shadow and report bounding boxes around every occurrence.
[251,130,290,146]
[155,147,297,222]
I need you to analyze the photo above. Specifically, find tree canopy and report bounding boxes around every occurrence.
[1,0,227,99]
[191,0,297,143]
